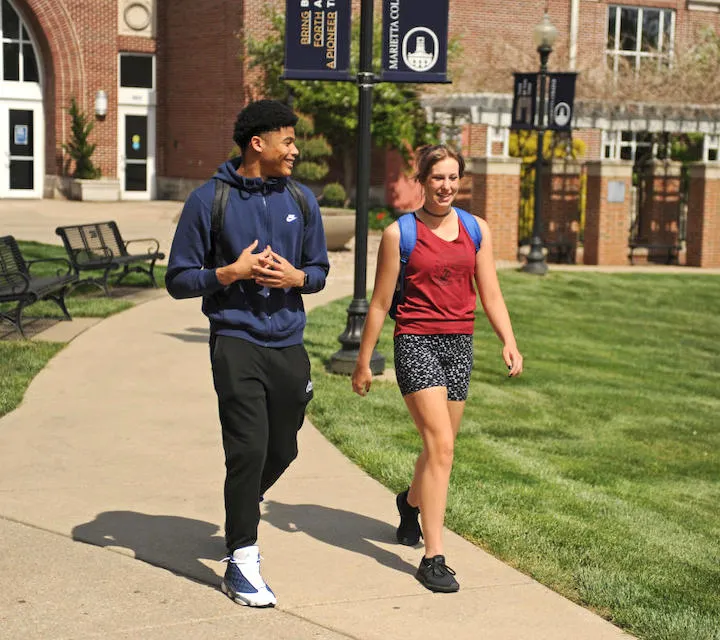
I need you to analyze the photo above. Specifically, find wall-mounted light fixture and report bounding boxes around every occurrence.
[95,90,108,118]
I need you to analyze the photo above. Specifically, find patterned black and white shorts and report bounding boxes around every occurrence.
[393,334,474,401]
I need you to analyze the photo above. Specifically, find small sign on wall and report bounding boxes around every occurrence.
[14,125,28,145]
[607,181,626,203]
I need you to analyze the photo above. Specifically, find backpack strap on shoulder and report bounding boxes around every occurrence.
[456,207,482,252]
[209,178,230,269]
[389,213,418,320]
[286,178,310,227]
[397,212,417,264]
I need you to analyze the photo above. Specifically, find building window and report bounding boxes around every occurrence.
[1,0,39,83]
[603,130,655,163]
[606,5,674,75]
[120,54,154,89]
[487,126,509,157]
[704,135,719,162]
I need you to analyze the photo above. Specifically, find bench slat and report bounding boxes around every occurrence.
[0,236,77,338]
[55,221,163,296]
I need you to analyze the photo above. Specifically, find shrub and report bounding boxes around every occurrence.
[294,114,332,183]
[62,98,101,179]
[321,182,347,207]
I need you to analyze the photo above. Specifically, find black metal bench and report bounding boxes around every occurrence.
[0,235,77,338]
[55,221,165,296]
[545,239,576,264]
[628,242,680,265]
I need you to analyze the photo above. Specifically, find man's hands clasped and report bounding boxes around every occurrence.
[216,240,305,289]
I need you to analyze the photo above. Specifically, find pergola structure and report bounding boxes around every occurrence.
[421,92,720,137]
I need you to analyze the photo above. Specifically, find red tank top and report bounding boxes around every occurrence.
[394,215,477,336]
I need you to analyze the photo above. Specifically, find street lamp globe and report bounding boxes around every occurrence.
[533,13,558,49]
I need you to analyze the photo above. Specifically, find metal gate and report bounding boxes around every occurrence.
[629,155,687,264]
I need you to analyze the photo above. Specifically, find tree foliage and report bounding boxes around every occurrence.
[62,98,101,179]
[449,24,720,106]
[293,114,332,183]
[245,7,439,190]
[510,130,586,164]
[321,182,347,207]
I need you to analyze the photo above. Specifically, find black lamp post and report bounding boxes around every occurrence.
[328,0,385,375]
[522,12,558,275]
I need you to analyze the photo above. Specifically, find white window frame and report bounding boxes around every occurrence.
[486,126,510,157]
[606,5,675,76]
[118,53,156,108]
[118,53,157,200]
[119,52,155,90]
[703,135,720,162]
[602,130,656,162]
[602,130,617,160]
[0,0,42,100]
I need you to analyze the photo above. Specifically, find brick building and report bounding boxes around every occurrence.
[425,0,720,164]
[2,0,720,264]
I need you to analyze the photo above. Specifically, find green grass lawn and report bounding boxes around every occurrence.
[305,271,720,640]
[0,340,66,417]
[0,240,167,418]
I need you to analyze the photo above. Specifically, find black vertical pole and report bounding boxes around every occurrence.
[329,0,385,374]
[522,45,552,275]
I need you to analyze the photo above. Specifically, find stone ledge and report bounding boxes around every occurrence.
[688,0,720,12]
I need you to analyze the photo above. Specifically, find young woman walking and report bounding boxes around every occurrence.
[351,144,523,593]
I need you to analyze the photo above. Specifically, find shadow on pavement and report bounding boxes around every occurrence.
[161,326,209,343]
[262,500,417,576]
[0,316,62,340]
[72,511,225,586]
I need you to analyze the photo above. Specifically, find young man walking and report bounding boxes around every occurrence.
[166,100,329,607]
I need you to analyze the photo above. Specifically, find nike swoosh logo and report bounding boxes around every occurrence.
[286,214,298,223]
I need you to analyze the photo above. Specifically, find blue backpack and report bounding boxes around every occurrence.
[389,208,483,319]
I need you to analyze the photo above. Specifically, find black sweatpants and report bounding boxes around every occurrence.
[211,335,313,553]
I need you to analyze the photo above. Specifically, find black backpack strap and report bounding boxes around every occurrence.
[286,178,310,227]
[209,179,230,268]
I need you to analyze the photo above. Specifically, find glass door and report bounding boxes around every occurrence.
[118,106,155,200]
[0,103,43,198]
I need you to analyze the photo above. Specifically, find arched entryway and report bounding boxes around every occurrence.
[0,0,44,198]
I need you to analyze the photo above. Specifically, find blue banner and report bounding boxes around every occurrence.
[283,0,352,81]
[381,0,449,83]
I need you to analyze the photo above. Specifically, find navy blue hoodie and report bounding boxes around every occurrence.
[166,158,330,347]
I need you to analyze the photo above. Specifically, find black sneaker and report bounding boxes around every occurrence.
[415,555,460,593]
[396,489,422,546]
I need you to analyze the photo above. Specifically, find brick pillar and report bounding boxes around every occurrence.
[639,160,682,259]
[467,157,522,261]
[584,161,633,265]
[465,124,489,159]
[541,160,582,245]
[573,128,603,160]
[687,164,720,268]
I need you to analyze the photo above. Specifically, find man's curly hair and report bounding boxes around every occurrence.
[233,100,298,153]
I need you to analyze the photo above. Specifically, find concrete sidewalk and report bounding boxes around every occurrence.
[0,199,636,639]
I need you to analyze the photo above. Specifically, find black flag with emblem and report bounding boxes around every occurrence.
[547,72,577,132]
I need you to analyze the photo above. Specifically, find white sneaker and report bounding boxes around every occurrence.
[221,545,277,607]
